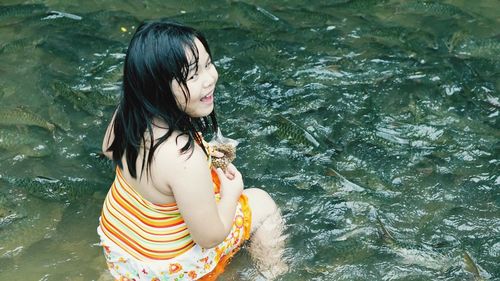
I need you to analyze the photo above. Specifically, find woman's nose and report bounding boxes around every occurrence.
[203,68,218,88]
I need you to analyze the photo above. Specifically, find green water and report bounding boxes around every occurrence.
[0,0,498,280]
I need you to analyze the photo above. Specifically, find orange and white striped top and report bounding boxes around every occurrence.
[99,167,220,261]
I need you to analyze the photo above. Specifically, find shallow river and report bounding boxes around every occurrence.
[0,0,498,280]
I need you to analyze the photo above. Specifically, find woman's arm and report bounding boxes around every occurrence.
[102,110,118,160]
[153,133,243,248]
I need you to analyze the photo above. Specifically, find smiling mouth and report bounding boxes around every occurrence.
[200,89,214,102]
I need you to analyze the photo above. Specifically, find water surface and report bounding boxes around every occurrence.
[0,0,498,280]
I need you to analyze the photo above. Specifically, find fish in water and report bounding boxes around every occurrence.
[397,1,470,19]
[0,193,62,258]
[87,53,124,81]
[273,114,321,148]
[7,176,103,202]
[447,32,500,60]
[376,216,452,271]
[0,191,23,229]
[0,4,48,19]
[333,0,384,10]
[88,152,115,174]
[44,10,82,21]
[325,167,366,193]
[52,81,103,116]
[47,103,71,132]
[0,107,55,131]
[0,127,52,158]
[463,251,486,281]
[227,1,291,31]
[0,37,43,54]
[0,128,41,148]
[15,145,52,158]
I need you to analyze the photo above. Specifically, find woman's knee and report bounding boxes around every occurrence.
[243,188,276,212]
[243,188,278,230]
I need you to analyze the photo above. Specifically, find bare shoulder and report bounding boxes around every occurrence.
[151,129,196,166]
[150,130,211,193]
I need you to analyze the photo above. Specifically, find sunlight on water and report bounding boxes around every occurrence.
[0,0,498,280]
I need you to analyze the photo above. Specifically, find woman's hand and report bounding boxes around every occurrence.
[222,162,238,180]
[211,150,224,158]
[212,149,236,179]
[215,163,243,201]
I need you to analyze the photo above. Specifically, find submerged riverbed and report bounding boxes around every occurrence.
[0,0,498,280]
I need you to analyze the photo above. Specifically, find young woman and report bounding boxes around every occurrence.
[97,20,286,280]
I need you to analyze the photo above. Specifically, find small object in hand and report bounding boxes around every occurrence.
[211,143,236,171]
[209,128,238,172]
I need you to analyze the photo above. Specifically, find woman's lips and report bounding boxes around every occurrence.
[200,92,213,103]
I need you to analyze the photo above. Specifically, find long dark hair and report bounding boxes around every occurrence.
[107,20,218,178]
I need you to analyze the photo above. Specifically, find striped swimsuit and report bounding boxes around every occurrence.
[97,156,251,280]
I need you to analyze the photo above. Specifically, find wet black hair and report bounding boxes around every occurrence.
[107,19,218,178]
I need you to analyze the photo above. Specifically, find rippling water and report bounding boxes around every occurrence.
[0,0,498,280]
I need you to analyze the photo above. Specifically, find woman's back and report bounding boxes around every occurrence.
[99,166,196,260]
[103,120,180,206]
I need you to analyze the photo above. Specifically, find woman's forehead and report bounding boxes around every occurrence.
[186,39,209,65]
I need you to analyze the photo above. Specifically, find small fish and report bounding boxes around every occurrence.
[376,216,397,243]
[0,194,62,258]
[0,37,43,54]
[334,0,384,10]
[463,251,486,281]
[366,25,410,44]
[325,167,365,192]
[8,176,102,202]
[47,104,71,131]
[0,83,17,98]
[0,129,34,148]
[456,39,500,60]
[376,216,452,271]
[0,140,52,158]
[88,56,123,77]
[0,4,48,18]
[447,32,500,61]
[0,107,55,131]
[398,2,470,18]
[0,192,21,228]
[227,1,291,31]
[334,226,373,241]
[44,10,82,21]
[252,41,281,55]
[485,95,500,108]
[274,114,321,148]
[52,81,103,116]
[16,145,52,158]
[86,57,124,94]
[256,6,279,21]
[88,152,115,172]
[0,129,52,158]
[447,31,467,52]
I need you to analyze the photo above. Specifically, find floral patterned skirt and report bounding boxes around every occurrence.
[98,195,251,281]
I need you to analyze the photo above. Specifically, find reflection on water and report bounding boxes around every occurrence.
[0,0,498,280]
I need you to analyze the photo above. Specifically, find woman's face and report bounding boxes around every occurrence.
[171,39,218,118]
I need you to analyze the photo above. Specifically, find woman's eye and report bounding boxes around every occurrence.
[188,73,198,80]
[205,61,212,68]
